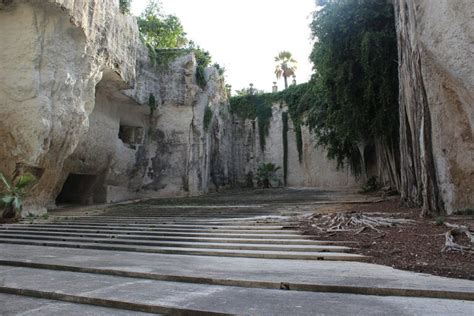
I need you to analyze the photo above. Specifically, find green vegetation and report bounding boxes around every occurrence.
[282,112,288,185]
[137,1,215,88]
[1,172,36,220]
[213,63,225,76]
[274,51,297,89]
[191,43,212,88]
[230,94,273,151]
[148,93,157,116]
[234,84,265,96]
[203,105,213,131]
[138,1,188,50]
[435,216,445,226]
[360,176,379,193]
[229,83,307,156]
[119,0,131,14]
[305,0,399,175]
[256,163,281,189]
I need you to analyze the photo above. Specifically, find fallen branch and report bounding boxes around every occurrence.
[307,211,415,234]
[442,223,474,253]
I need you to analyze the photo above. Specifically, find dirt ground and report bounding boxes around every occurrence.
[299,199,474,280]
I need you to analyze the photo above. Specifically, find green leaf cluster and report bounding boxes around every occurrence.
[256,163,281,189]
[305,0,399,174]
[230,94,274,151]
[119,0,131,14]
[203,105,213,132]
[1,172,36,217]
[138,1,188,50]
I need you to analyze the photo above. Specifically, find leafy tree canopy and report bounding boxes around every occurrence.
[305,0,399,174]
[138,0,188,49]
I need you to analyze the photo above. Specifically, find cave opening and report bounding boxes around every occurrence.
[56,173,97,205]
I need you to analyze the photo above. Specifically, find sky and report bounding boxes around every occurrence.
[131,0,317,94]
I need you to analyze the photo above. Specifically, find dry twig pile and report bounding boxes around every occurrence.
[304,211,415,234]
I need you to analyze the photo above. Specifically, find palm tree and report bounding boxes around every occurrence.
[274,51,297,89]
[1,172,36,219]
[256,163,281,189]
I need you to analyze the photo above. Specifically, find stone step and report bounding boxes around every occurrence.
[42,221,289,230]
[0,233,351,253]
[2,244,473,302]
[12,223,295,234]
[0,226,308,239]
[0,229,334,245]
[47,217,289,226]
[0,265,472,315]
[0,238,366,261]
[0,293,156,315]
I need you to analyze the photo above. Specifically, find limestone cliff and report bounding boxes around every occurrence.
[230,103,358,189]
[395,0,473,214]
[0,0,232,213]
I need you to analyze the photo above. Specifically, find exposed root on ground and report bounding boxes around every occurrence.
[304,211,415,234]
[442,223,474,254]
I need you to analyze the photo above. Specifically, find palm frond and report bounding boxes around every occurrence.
[0,172,12,191]
[16,173,36,190]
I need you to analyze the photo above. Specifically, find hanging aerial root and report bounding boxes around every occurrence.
[442,223,474,253]
[306,211,415,234]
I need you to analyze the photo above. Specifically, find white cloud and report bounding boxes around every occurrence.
[132,0,316,93]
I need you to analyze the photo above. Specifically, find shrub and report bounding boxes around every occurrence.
[1,172,36,219]
[256,163,281,189]
[119,0,131,14]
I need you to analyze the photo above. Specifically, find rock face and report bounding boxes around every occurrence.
[230,103,358,188]
[395,0,474,214]
[0,0,232,214]
[0,0,139,213]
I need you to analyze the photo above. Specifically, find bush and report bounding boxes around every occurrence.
[1,172,36,220]
[360,176,379,193]
[256,163,281,189]
[119,0,131,14]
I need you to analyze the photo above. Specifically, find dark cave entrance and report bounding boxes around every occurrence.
[56,173,98,205]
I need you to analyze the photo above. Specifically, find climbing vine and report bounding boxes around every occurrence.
[229,84,310,155]
[203,105,213,132]
[230,94,274,151]
[282,112,288,185]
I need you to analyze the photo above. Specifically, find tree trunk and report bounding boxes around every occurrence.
[394,0,444,216]
[283,75,288,89]
[375,138,401,191]
[263,179,270,189]
[2,202,16,219]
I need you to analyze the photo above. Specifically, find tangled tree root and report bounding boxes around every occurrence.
[306,211,415,234]
[442,223,474,253]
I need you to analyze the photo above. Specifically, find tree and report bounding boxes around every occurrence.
[274,51,297,89]
[234,84,264,96]
[306,0,400,189]
[138,0,188,50]
[256,163,281,189]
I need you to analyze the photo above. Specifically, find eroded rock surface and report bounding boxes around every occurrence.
[395,0,474,214]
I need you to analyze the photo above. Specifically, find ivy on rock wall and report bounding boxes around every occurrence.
[230,94,273,151]
[229,84,309,158]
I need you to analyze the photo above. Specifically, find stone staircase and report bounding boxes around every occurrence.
[0,203,473,315]
[0,211,365,261]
